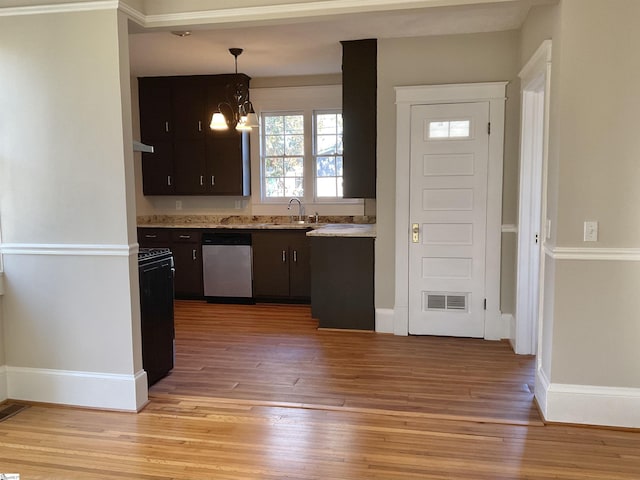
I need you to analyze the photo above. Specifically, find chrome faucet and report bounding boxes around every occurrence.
[287,197,305,222]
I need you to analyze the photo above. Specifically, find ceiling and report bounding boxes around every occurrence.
[128,0,549,79]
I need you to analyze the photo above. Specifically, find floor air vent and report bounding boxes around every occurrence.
[426,293,468,312]
[0,403,29,423]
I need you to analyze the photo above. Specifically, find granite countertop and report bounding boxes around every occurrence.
[137,215,376,235]
[139,222,317,230]
[306,223,376,238]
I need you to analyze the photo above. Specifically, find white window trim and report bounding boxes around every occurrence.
[250,85,364,216]
[312,108,358,204]
[261,110,306,201]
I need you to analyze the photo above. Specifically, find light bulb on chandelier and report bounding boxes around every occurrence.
[209,48,260,132]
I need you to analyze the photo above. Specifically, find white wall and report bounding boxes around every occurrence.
[0,8,146,410]
[376,30,521,311]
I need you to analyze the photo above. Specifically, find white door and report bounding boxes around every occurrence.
[408,102,490,337]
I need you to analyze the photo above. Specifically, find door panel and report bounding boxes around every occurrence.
[252,232,290,298]
[141,142,174,195]
[173,141,206,194]
[288,232,311,298]
[409,102,489,337]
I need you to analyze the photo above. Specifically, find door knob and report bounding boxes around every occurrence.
[412,223,420,243]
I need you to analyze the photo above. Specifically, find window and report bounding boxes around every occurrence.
[314,111,343,198]
[262,113,304,198]
[428,119,471,139]
[252,85,362,214]
[260,109,348,201]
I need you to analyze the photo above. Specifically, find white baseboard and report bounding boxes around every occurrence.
[6,366,148,411]
[375,308,395,333]
[536,367,640,428]
[0,366,7,402]
[484,311,509,340]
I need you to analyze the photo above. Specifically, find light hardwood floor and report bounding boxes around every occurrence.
[153,301,540,425]
[0,301,638,479]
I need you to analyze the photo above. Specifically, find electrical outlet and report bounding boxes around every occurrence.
[583,220,598,242]
[176,200,182,210]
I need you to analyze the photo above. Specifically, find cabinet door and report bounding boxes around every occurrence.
[206,131,250,195]
[310,237,374,330]
[174,140,206,194]
[252,232,290,298]
[288,232,311,299]
[341,39,377,198]
[171,230,203,297]
[172,77,206,140]
[141,141,175,195]
[139,77,172,142]
[171,242,203,297]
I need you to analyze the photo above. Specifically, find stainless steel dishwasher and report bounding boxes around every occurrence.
[202,232,253,303]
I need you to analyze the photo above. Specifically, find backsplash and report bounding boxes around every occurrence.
[137,214,376,226]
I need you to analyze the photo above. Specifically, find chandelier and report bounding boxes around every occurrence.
[209,48,259,132]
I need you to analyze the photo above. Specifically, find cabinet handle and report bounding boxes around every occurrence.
[211,175,215,186]
[165,121,169,133]
[200,175,204,186]
[293,250,298,263]
[179,235,191,239]
[145,234,157,239]
[192,249,197,261]
[198,120,202,132]
[167,175,172,186]
[282,250,287,263]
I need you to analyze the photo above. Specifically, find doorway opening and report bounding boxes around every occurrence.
[514,40,552,355]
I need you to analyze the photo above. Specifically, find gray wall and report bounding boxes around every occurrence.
[543,0,640,388]
[375,30,522,311]
[0,8,144,408]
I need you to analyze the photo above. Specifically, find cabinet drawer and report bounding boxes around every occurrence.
[138,228,171,245]
[171,230,201,243]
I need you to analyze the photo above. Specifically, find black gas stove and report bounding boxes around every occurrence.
[138,247,173,266]
[138,247,175,386]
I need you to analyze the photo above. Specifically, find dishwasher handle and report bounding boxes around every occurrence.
[202,233,252,246]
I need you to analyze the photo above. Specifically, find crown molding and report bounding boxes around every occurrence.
[1,0,518,26]
[0,0,118,17]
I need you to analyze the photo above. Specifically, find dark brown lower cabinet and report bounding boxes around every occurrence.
[252,230,310,302]
[137,228,203,299]
[170,230,203,298]
[310,236,374,330]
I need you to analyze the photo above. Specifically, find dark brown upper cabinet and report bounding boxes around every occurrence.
[138,75,251,196]
[341,39,377,199]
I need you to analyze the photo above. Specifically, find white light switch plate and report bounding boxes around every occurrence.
[584,221,598,242]
[546,219,552,239]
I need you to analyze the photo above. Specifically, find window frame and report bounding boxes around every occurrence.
[312,109,346,202]
[249,85,364,215]
[261,111,306,200]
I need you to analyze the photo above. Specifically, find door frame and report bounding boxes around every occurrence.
[394,82,507,338]
[515,40,552,355]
